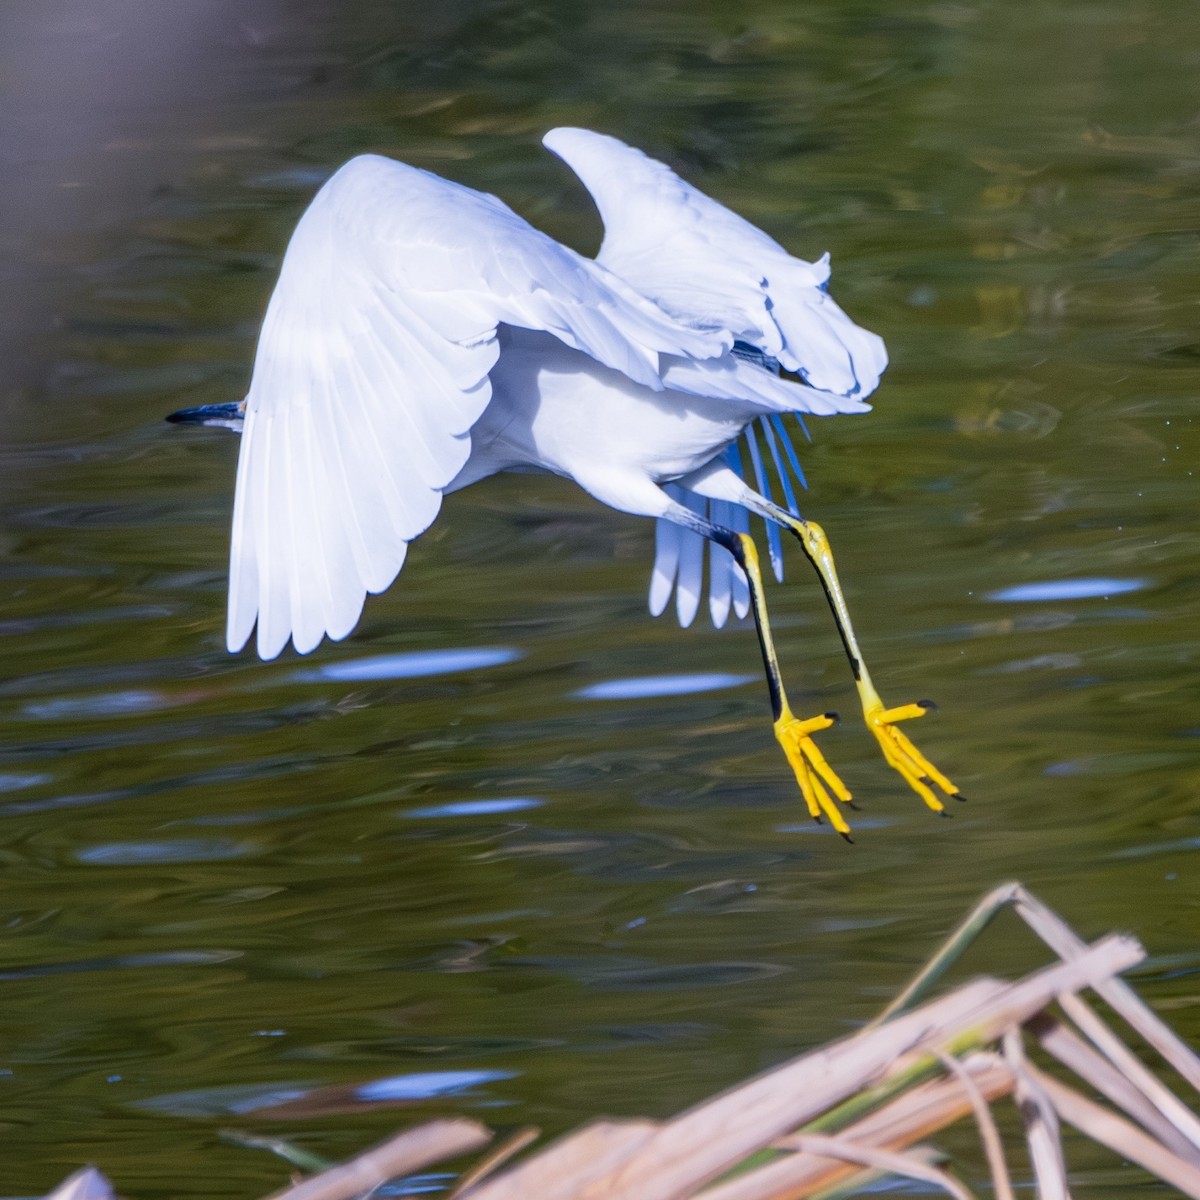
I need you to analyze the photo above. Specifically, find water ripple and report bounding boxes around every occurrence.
[0,950,240,982]
[403,797,543,819]
[0,772,51,793]
[355,1069,516,1102]
[294,647,521,683]
[574,673,756,700]
[76,838,259,865]
[987,577,1148,603]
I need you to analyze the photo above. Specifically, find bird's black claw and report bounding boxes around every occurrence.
[825,711,840,725]
[839,831,855,845]
[917,699,937,711]
[938,809,953,819]
[953,792,967,803]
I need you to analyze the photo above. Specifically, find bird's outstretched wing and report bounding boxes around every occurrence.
[229,153,728,660]
[543,126,887,398]
[544,127,886,629]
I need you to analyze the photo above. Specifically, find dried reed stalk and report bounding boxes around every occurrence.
[934,1048,1015,1200]
[1056,989,1200,1154]
[262,1120,491,1200]
[448,1127,542,1198]
[1003,1028,1072,1200]
[1028,1062,1200,1200]
[1029,1013,1200,1165]
[783,1134,977,1200]
[877,882,1200,1094]
[44,1168,117,1200]
[37,887,1200,1200]
[465,935,1141,1200]
[459,1120,660,1200]
[701,1056,1013,1200]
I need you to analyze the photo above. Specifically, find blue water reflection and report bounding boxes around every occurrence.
[23,690,171,720]
[76,838,258,865]
[293,647,521,682]
[574,673,756,700]
[139,1083,313,1118]
[987,578,1147,603]
[140,1070,516,1120]
[0,772,51,792]
[355,1069,516,1102]
[404,798,543,818]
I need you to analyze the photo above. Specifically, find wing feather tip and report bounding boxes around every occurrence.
[226,618,253,656]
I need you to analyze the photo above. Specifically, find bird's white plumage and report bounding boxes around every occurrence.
[543,126,888,397]
[224,135,887,660]
[541,128,884,627]
[229,153,730,659]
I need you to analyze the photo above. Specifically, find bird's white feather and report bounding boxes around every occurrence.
[544,126,888,398]
[229,153,730,658]
[649,417,811,628]
[661,353,870,418]
[544,128,885,630]
[707,499,734,629]
[649,516,680,618]
[674,488,706,628]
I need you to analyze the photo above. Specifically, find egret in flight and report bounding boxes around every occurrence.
[169,127,960,837]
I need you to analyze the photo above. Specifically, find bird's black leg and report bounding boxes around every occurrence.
[675,458,960,815]
[663,502,855,838]
[740,497,961,813]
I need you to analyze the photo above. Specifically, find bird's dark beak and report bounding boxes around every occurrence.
[165,401,245,432]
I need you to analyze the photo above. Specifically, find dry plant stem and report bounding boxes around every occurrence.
[1056,989,1200,1155]
[220,1130,333,1174]
[263,1120,491,1200]
[800,1146,946,1200]
[459,1121,659,1200]
[449,1127,541,1198]
[1029,1014,1200,1165]
[1026,1062,1200,1200]
[785,1134,978,1200]
[939,936,1141,1049]
[872,884,1023,1027]
[1012,889,1200,1095]
[1004,1028,1072,1200]
[474,937,1141,1200]
[465,983,996,1200]
[933,1049,1016,1200]
[876,883,1200,1097]
[702,1056,1014,1200]
[45,1168,117,1200]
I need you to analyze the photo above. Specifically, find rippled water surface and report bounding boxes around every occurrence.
[2,1,1198,1195]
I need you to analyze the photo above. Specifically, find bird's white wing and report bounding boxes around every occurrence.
[543,126,887,398]
[230,153,728,660]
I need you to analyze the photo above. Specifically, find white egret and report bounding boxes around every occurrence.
[169,127,960,837]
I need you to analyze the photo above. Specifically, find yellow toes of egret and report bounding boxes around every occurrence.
[863,698,960,814]
[773,709,855,840]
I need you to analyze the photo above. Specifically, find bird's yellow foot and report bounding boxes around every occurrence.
[862,697,960,813]
[774,709,855,839]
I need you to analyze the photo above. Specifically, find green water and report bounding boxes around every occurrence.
[1,1,1197,1195]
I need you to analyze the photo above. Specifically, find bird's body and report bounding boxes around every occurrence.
[453,329,781,496]
[170,128,960,835]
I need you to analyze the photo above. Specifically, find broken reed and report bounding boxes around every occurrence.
[44,884,1200,1200]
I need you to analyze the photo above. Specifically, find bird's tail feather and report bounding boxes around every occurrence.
[649,416,808,629]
